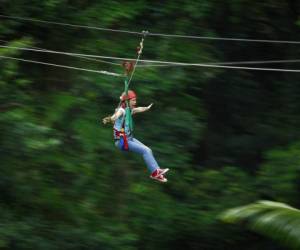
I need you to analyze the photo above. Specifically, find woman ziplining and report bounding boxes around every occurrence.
[102,33,170,183]
[102,89,169,182]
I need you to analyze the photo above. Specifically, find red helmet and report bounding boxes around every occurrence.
[121,90,137,101]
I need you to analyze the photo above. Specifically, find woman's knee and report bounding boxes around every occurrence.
[143,146,152,154]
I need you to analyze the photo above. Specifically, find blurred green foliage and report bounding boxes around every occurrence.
[221,200,300,250]
[0,0,300,249]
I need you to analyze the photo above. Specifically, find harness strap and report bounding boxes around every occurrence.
[114,128,129,151]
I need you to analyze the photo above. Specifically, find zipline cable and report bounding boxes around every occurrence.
[1,14,300,44]
[0,39,121,66]
[1,44,300,72]
[137,59,300,67]
[2,40,300,67]
[0,55,123,76]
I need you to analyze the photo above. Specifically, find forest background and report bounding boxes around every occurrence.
[0,1,300,249]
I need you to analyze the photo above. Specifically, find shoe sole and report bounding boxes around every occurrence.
[150,176,168,183]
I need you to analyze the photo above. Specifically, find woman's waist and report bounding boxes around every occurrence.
[113,129,132,139]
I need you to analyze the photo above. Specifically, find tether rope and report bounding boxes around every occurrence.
[126,31,148,88]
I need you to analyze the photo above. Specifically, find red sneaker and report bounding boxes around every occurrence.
[150,169,168,183]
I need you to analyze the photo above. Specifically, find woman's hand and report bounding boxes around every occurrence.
[132,104,153,115]
[147,103,153,110]
[102,116,112,124]
[102,109,124,124]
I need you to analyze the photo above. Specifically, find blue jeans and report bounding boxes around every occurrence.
[115,137,159,173]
